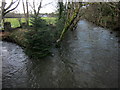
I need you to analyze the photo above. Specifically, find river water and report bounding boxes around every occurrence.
[1,20,119,88]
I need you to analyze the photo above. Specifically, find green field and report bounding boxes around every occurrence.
[5,18,26,28]
[5,17,57,28]
[42,17,57,25]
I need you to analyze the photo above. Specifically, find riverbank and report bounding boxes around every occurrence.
[1,29,27,48]
[4,17,57,28]
[83,3,120,31]
[1,23,57,59]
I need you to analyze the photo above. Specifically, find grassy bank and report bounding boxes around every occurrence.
[5,18,26,28]
[2,23,57,59]
[5,17,57,28]
[2,29,27,47]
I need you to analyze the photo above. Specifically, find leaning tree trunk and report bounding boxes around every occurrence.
[57,2,82,42]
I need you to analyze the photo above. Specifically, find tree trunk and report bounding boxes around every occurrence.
[0,4,2,28]
[57,2,82,42]
[22,0,29,27]
[2,0,20,29]
[1,0,6,27]
[118,2,120,30]
[26,0,29,26]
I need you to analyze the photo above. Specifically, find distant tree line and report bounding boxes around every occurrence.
[4,12,57,18]
[4,13,24,18]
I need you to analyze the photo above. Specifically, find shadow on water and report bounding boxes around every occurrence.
[2,20,119,88]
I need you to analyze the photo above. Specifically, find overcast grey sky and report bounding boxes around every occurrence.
[5,0,57,13]
[2,0,120,14]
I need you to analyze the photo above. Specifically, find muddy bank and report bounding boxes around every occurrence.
[2,20,119,88]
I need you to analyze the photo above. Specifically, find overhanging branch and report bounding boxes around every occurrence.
[3,0,20,16]
[5,0,19,11]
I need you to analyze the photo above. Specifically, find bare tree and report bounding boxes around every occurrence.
[29,0,52,17]
[22,0,29,26]
[1,0,20,23]
[22,0,52,27]
[29,0,42,17]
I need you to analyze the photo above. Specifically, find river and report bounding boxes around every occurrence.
[1,20,119,88]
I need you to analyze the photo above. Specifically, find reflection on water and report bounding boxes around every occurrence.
[2,20,119,88]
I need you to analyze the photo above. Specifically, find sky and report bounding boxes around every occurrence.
[4,0,58,14]
[2,0,120,14]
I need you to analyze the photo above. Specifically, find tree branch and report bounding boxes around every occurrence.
[5,0,19,11]
[29,2,34,10]
[4,0,20,16]
[41,2,52,8]
[36,0,43,16]
[22,0,26,17]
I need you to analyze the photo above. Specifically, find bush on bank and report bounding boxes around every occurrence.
[5,16,55,59]
[24,16,53,59]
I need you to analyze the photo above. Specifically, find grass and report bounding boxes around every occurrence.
[42,17,57,25]
[5,18,26,28]
[5,17,57,28]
